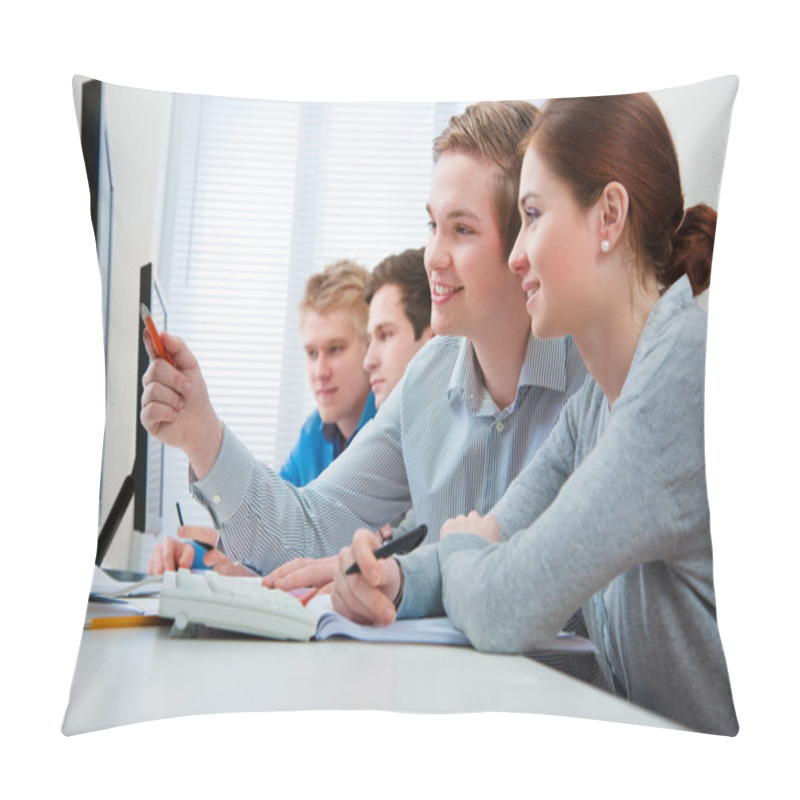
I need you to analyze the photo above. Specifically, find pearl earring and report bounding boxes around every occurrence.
[600,239,610,254]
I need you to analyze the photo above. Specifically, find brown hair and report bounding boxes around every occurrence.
[528,93,714,294]
[434,100,540,257]
[365,247,431,340]
[299,259,370,337]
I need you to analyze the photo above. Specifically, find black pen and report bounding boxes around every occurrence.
[346,524,428,575]
[176,501,214,551]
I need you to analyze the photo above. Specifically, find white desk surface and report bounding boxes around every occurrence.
[63,623,683,735]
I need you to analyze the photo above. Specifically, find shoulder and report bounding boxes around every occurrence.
[611,283,708,469]
[297,409,324,438]
[401,335,463,386]
[411,335,463,366]
[625,280,707,403]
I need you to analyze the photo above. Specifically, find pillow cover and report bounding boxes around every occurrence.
[63,75,738,736]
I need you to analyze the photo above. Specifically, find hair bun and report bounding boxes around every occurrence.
[664,203,717,295]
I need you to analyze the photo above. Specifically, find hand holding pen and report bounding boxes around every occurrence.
[330,525,427,626]
[139,310,223,479]
[140,304,176,366]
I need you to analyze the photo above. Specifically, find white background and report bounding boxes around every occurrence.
[3,1,796,797]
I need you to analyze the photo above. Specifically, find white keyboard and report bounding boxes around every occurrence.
[159,569,318,641]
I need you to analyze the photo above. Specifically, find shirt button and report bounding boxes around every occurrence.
[496,421,505,433]
[212,494,222,504]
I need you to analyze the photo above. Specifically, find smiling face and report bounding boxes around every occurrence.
[363,283,432,407]
[424,150,526,343]
[302,308,371,440]
[509,145,600,341]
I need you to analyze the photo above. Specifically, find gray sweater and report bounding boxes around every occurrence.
[398,277,738,735]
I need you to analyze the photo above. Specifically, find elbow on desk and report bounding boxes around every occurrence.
[463,622,562,655]
[441,551,564,654]
[449,602,562,655]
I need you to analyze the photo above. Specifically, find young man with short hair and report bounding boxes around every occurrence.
[363,247,433,409]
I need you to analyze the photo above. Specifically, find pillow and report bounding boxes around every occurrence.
[63,75,738,736]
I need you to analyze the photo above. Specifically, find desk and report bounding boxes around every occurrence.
[62,625,684,734]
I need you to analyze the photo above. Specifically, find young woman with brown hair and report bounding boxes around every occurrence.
[332,93,738,735]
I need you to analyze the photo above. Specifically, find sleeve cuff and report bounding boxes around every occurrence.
[396,535,490,619]
[190,424,253,525]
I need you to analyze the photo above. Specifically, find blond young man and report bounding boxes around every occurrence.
[280,260,375,486]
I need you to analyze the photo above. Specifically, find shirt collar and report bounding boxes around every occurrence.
[321,391,377,450]
[446,334,570,414]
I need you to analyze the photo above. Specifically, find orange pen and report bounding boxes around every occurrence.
[140,303,176,366]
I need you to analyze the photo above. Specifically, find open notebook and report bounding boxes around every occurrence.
[308,593,597,653]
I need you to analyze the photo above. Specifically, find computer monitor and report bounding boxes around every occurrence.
[134,262,167,536]
[95,262,167,572]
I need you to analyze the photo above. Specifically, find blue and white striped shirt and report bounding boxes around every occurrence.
[191,333,588,574]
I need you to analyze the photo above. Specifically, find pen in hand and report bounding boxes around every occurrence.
[176,502,214,552]
[345,524,427,576]
[140,303,176,367]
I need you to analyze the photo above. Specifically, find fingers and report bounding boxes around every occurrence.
[204,551,256,576]
[140,358,191,437]
[140,336,192,429]
[140,384,184,432]
[297,582,333,608]
[177,525,219,548]
[142,328,158,360]
[142,357,190,403]
[147,538,195,574]
[264,556,338,591]
[161,331,195,371]
[172,525,254,575]
[331,531,399,626]
[332,553,397,625]
[262,557,312,587]
[350,529,384,586]
[377,524,392,543]
[440,511,500,543]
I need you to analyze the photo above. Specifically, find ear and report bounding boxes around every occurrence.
[598,181,629,252]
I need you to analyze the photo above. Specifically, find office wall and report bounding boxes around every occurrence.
[653,77,735,211]
[77,77,173,569]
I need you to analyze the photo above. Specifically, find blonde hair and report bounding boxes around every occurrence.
[299,259,370,337]
[433,101,539,256]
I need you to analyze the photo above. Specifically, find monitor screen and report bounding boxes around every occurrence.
[134,262,167,536]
